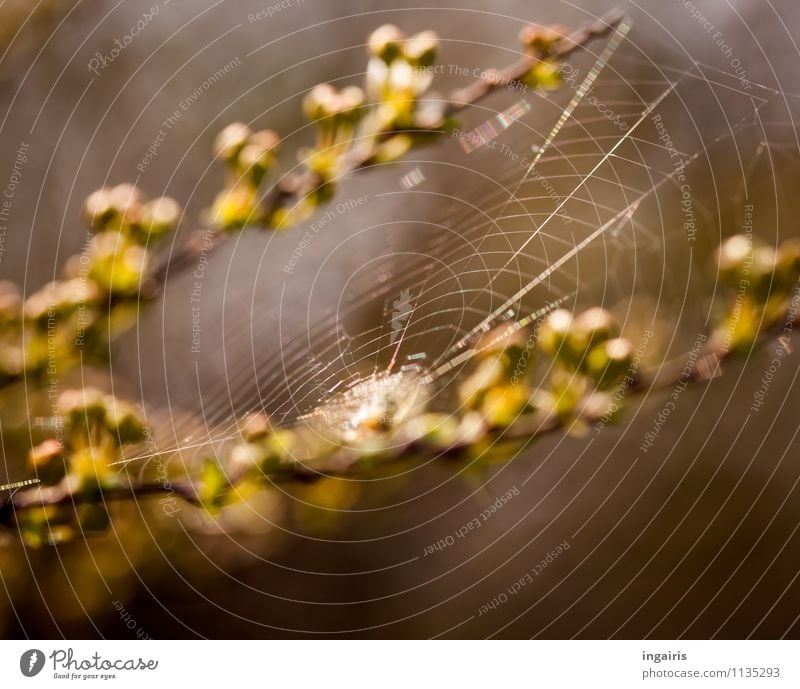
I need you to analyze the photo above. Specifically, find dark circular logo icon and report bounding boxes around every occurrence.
[20,649,45,677]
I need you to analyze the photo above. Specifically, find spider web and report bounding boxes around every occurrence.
[112,23,798,475]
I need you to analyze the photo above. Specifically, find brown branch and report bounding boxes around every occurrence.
[1,480,199,513]
[0,9,636,526]
[2,302,795,529]
[147,8,627,293]
[447,7,625,109]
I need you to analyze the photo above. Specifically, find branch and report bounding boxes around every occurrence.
[2,300,794,527]
[148,8,627,293]
[447,7,625,108]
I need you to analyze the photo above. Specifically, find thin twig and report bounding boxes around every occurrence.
[1,304,795,526]
[148,9,626,292]
[447,8,625,108]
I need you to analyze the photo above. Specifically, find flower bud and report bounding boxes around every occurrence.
[403,30,438,68]
[229,427,294,476]
[209,185,260,230]
[22,283,57,326]
[586,337,633,389]
[413,97,446,129]
[71,444,116,491]
[28,438,66,484]
[456,411,488,446]
[199,457,230,510]
[59,278,101,310]
[0,280,22,324]
[62,255,84,279]
[229,441,269,474]
[396,412,459,448]
[239,130,280,183]
[518,24,567,57]
[777,238,800,275]
[106,183,145,229]
[88,232,148,295]
[570,307,617,357]
[59,387,107,432]
[367,24,406,63]
[338,86,366,123]
[479,384,530,428]
[139,196,182,241]
[249,129,281,152]
[240,411,271,441]
[476,324,530,377]
[458,356,505,408]
[538,308,574,359]
[522,59,563,90]
[749,245,778,300]
[580,391,616,421]
[715,234,753,285]
[303,83,339,122]
[23,280,93,325]
[476,324,527,357]
[81,187,115,231]
[213,122,252,162]
[103,396,147,444]
[0,346,23,378]
[303,84,365,125]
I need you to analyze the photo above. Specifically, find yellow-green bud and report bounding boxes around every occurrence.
[570,307,617,356]
[476,324,527,358]
[249,129,281,152]
[81,187,115,231]
[240,411,271,441]
[230,427,294,475]
[106,183,145,229]
[338,86,366,122]
[479,384,530,428]
[586,337,633,389]
[0,345,23,378]
[229,441,269,474]
[28,438,66,484]
[0,280,22,324]
[580,391,616,421]
[239,130,280,184]
[139,196,182,241]
[523,59,563,90]
[777,238,800,275]
[103,396,147,444]
[303,84,365,124]
[22,283,57,325]
[538,308,574,359]
[749,245,778,300]
[209,185,260,230]
[59,278,101,310]
[458,356,504,409]
[403,30,438,68]
[199,457,229,510]
[518,24,567,57]
[59,387,107,432]
[303,83,339,122]
[367,24,406,63]
[213,122,252,162]
[715,234,753,285]
[23,279,98,325]
[88,232,148,295]
[397,412,459,448]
